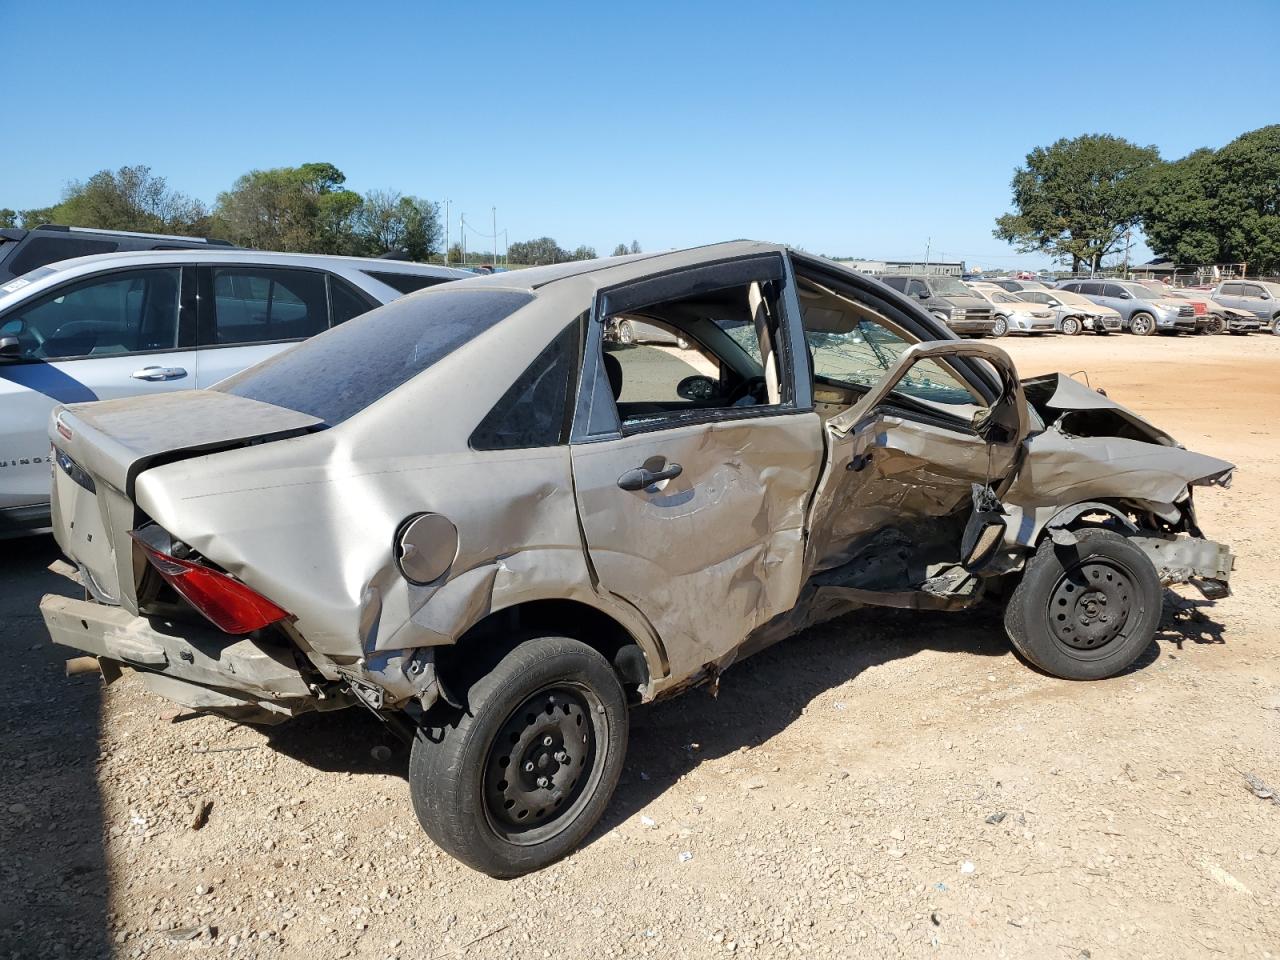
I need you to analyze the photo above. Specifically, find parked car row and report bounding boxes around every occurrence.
[931,275,1279,339]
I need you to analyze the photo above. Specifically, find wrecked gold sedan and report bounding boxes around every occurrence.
[41,242,1234,876]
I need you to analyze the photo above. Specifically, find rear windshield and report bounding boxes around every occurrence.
[215,287,532,425]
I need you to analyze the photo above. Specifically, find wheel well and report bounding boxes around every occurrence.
[435,599,650,705]
[1041,501,1138,542]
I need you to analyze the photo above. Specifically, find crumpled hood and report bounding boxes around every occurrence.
[1023,372,1177,446]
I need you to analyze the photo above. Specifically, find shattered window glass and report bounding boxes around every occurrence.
[806,319,974,406]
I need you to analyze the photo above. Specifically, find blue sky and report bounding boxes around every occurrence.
[3,0,1276,269]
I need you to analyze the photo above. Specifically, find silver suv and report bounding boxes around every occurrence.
[0,250,470,533]
[1212,279,1280,336]
[1054,279,1196,335]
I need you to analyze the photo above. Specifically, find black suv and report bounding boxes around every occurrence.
[0,224,234,284]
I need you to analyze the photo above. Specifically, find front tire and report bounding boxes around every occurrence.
[617,320,635,345]
[1271,315,1280,336]
[1061,316,1082,336]
[1129,312,1156,336]
[1004,529,1161,680]
[409,637,628,877]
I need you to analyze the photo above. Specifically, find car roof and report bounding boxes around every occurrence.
[428,240,788,296]
[27,248,473,279]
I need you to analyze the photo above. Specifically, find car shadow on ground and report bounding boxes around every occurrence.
[260,590,1229,858]
[0,535,110,958]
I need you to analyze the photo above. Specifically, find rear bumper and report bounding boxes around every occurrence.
[41,593,321,724]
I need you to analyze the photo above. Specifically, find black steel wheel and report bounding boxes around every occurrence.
[409,637,628,877]
[482,684,602,845]
[1005,529,1161,680]
[1045,558,1137,659]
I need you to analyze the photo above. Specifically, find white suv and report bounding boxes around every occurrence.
[0,250,470,533]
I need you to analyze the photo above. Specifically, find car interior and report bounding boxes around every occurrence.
[601,280,785,428]
[598,272,994,437]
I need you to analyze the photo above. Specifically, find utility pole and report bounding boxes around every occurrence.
[460,212,466,266]
[1122,229,1132,279]
[443,199,451,264]
[924,237,931,275]
[491,207,497,266]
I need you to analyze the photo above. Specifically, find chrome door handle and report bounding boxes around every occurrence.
[617,462,682,491]
[131,366,188,382]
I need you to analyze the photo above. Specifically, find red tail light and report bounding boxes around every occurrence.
[130,533,290,634]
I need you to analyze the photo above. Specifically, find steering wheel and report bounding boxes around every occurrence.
[726,375,767,405]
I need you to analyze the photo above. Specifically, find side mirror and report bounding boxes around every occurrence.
[676,374,717,401]
[1260,289,1273,300]
[0,335,20,359]
[916,290,931,300]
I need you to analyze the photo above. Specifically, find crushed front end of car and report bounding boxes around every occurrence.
[1001,372,1235,599]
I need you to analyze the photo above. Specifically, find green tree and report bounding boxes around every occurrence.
[629,240,641,254]
[357,190,442,261]
[213,162,363,253]
[1140,148,1222,265]
[994,134,1161,273]
[0,209,17,228]
[447,242,464,264]
[508,237,569,265]
[17,165,210,235]
[1213,125,1280,274]
[569,244,597,261]
[611,243,629,256]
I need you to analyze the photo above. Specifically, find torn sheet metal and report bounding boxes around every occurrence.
[1002,429,1233,546]
[806,413,1017,576]
[1021,373,1176,446]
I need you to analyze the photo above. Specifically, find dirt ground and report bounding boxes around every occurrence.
[2,332,1278,960]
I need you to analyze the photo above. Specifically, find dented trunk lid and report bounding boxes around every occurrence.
[48,390,322,612]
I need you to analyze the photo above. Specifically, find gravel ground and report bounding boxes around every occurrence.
[2,332,1278,960]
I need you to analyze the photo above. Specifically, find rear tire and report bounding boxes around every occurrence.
[617,320,635,345]
[1129,312,1157,336]
[1004,529,1161,680]
[409,637,628,877]
[991,315,1008,338]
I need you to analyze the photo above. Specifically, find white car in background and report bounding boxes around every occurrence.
[0,250,470,534]
[1014,289,1123,335]
[985,290,1057,336]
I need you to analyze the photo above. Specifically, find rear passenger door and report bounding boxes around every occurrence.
[193,266,376,387]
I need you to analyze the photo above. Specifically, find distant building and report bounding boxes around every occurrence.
[1129,258,1178,279]
[836,258,966,277]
